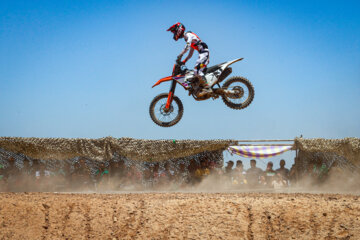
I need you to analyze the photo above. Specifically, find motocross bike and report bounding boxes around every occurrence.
[149,58,254,127]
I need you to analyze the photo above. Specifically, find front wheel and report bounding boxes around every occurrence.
[149,93,184,127]
[221,76,255,110]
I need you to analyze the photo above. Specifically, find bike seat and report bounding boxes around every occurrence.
[205,62,226,74]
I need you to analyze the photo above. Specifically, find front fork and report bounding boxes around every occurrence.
[165,80,177,110]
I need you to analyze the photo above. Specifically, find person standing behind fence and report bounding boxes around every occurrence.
[35,161,52,191]
[263,161,276,187]
[234,160,247,185]
[175,162,188,188]
[195,159,210,183]
[6,157,21,191]
[0,162,6,191]
[276,159,290,185]
[72,158,92,190]
[96,162,110,190]
[246,159,263,187]
[19,159,32,191]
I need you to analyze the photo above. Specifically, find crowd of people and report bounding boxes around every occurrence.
[0,155,295,192]
[224,159,294,189]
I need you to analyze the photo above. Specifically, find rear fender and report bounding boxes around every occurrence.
[152,76,173,88]
[220,58,244,71]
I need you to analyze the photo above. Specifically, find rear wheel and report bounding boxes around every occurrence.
[221,76,255,110]
[149,93,184,127]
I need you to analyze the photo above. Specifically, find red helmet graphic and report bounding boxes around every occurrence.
[167,22,186,41]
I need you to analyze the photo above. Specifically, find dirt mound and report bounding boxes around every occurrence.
[0,192,359,239]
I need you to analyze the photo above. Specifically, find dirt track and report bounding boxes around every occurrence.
[0,192,359,239]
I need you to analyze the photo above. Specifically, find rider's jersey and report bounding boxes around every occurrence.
[181,31,208,55]
[185,31,201,51]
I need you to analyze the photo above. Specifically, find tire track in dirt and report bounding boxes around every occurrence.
[228,200,247,238]
[326,211,337,239]
[81,203,92,239]
[130,199,145,239]
[158,204,180,239]
[111,204,117,237]
[116,209,136,239]
[277,206,287,235]
[310,212,319,238]
[111,202,122,239]
[173,200,194,240]
[264,210,274,240]
[246,205,254,240]
[61,203,74,238]
[41,203,50,240]
[268,200,285,236]
[116,198,145,239]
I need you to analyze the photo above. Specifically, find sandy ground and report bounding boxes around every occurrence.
[0,192,359,240]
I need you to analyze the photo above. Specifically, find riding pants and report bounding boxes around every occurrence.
[194,49,210,77]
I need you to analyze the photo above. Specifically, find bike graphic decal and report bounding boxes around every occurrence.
[173,76,189,88]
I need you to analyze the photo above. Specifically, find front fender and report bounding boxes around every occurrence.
[152,76,173,88]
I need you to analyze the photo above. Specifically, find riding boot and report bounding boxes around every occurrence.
[197,76,213,98]
[198,76,209,88]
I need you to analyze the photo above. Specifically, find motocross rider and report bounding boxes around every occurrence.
[167,22,212,91]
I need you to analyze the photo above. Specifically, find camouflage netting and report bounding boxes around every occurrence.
[0,137,236,162]
[295,137,360,167]
[0,147,224,179]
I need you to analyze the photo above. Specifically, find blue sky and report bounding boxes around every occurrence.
[1,0,359,168]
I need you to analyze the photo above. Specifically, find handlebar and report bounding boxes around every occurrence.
[173,58,188,75]
[176,59,183,66]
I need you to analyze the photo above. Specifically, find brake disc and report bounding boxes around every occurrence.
[227,86,244,99]
[160,104,174,115]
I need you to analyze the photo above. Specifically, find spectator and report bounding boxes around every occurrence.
[163,162,175,182]
[0,161,6,191]
[110,160,127,189]
[72,158,92,190]
[246,159,263,187]
[110,160,126,180]
[187,159,199,185]
[272,173,287,190]
[142,163,153,189]
[19,159,33,191]
[208,161,217,174]
[151,163,162,187]
[234,160,247,185]
[225,161,234,175]
[224,161,235,186]
[276,159,290,183]
[96,162,110,190]
[35,161,52,191]
[152,162,175,189]
[289,163,297,184]
[175,162,188,187]
[195,159,210,182]
[213,161,224,177]
[263,161,276,186]
[54,162,70,191]
[235,160,243,168]
[6,157,21,191]
[318,162,329,182]
[126,165,142,188]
